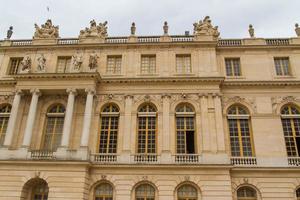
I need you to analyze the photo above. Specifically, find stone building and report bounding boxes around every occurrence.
[0,17,300,200]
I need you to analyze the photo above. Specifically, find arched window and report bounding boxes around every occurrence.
[0,104,11,146]
[175,104,196,154]
[99,104,119,153]
[280,105,300,157]
[42,104,65,151]
[94,183,113,200]
[137,104,157,154]
[177,184,198,200]
[296,188,300,200]
[227,105,254,157]
[31,180,49,200]
[135,184,155,200]
[237,186,257,200]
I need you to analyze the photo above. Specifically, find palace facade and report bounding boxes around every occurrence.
[0,17,300,200]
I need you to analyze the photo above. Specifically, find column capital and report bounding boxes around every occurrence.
[198,93,208,98]
[66,88,77,95]
[161,93,171,99]
[85,88,96,95]
[13,89,23,96]
[124,94,134,99]
[30,88,41,96]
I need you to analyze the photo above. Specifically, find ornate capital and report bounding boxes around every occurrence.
[124,94,134,100]
[85,88,96,96]
[161,93,171,99]
[13,89,23,96]
[30,88,41,96]
[66,88,77,96]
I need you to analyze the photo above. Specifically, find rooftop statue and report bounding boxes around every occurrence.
[193,16,220,39]
[33,19,59,39]
[295,23,300,37]
[131,22,136,36]
[248,24,255,38]
[79,20,108,38]
[163,21,169,35]
[6,26,13,40]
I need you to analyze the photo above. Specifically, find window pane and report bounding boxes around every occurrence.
[141,56,156,74]
[107,56,122,74]
[225,58,241,76]
[177,185,197,199]
[176,55,191,73]
[274,58,290,76]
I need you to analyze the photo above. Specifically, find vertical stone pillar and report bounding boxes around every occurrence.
[162,94,171,152]
[22,89,41,147]
[4,89,22,147]
[200,94,210,152]
[213,93,226,152]
[80,88,95,147]
[61,88,77,147]
[122,95,133,151]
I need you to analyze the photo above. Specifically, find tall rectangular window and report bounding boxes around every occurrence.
[274,57,290,76]
[56,57,72,73]
[141,55,156,74]
[8,57,23,75]
[176,55,191,73]
[107,56,122,74]
[225,58,241,76]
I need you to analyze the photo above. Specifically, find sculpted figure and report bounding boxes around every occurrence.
[37,54,46,72]
[248,24,255,38]
[163,21,168,35]
[6,26,13,39]
[20,55,32,73]
[34,19,59,39]
[79,20,108,38]
[295,23,300,37]
[72,53,83,72]
[193,16,220,39]
[89,52,99,70]
[131,22,136,36]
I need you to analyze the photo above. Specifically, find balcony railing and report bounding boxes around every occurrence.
[266,38,290,45]
[133,154,158,164]
[231,157,257,166]
[91,153,117,163]
[174,154,200,163]
[30,150,55,160]
[105,37,128,43]
[288,157,300,166]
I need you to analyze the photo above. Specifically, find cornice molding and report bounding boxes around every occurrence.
[101,76,224,84]
[222,80,300,87]
[11,72,101,82]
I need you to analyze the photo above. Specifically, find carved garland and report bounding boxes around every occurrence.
[271,96,300,114]
[221,96,257,114]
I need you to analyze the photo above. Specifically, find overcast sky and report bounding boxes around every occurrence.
[0,0,299,39]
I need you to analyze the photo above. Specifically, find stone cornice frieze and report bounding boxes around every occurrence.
[222,80,300,87]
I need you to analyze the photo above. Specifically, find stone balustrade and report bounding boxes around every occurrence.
[174,154,200,164]
[288,157,300,166]
[91,153,117,163]
[230,157,257,166]
[133,154,159,164]
[30,150,55,160]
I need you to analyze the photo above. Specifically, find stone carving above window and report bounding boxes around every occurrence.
[222,96,256,113]
[79,20,108,39]
[193,16,220,39]
[271,96,300,113]
[33,19,59,39]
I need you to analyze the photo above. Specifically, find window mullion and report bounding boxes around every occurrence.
[237,119,243,157]
[184,117,187,154]
[106,117,112,153]
[145,116,149,154]
[291,118,299,156]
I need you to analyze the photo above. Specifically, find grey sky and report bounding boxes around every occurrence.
[1,0,299,39]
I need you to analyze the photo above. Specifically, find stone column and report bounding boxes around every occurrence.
[3,90,23,147]
[162,94,171,152]
[22,89,41,147]
[123,95,133,151]
[61,88,77,147]
[200,94,210,152]
[213,93,226,152]
[80,88,95,147]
